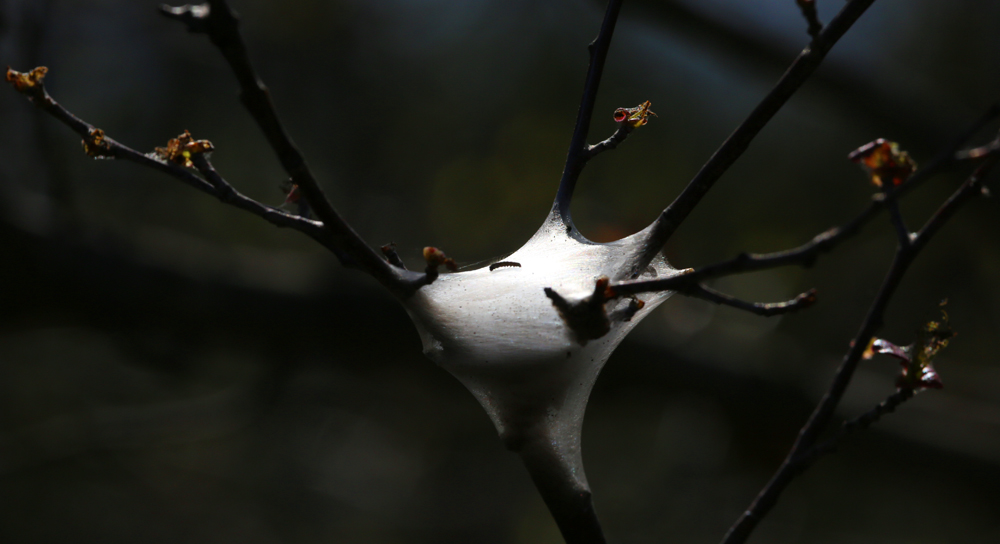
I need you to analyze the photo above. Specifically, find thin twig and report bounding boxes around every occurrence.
[381,243,407,270]
[553,0,624,225]
[624,0,877,278]
[883,183,913,249]
[6,70,337,248]
[608,104,999,293]
[955,130,1000,161]
[610,222,852,297]
[897,103,1000,198]
[584,124,633,160]
[796,0,824,40]
[160,1,420,296]
[739,387,916,499]
[719,155,998,544]
[6,65,437,295]
[687,285,817,317]
[800,387,916,464]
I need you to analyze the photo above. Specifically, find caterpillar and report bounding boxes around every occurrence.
[489,261,522,271]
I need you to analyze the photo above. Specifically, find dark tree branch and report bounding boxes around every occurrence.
[608,103,999,294]
[897,103,1000,197]
[796,0,824,40]
[883,183,913,249]
[910,159,997,253]
[801,387,916,465]
[584,123,634,161]
[6,66,438,297]
[553,0,624,225]
[380,243,407,270]
[720,155,998,544]
[624,0,877,278]
[159,1,423,297]
[610,221,854,298]
[5,69,338,247]
[687,285,817,317]
[955,130,1000,161]
[731,387,917,510]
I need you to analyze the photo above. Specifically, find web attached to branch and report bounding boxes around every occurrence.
[404,209,681,489]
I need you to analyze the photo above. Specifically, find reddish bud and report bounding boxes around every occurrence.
[848,138,916,188]
[613,101,656,128]
[423,246,457,272]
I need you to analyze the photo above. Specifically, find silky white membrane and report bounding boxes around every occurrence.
[404,210,681,489]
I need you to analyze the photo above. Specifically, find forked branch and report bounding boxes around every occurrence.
[605,103,998,298]
[796,0,824,40]
[553,0,623,225]
[687,285,817,317]
[5,67,332,247]
[720,153,998,544]
[159,1,429,296]
[9,1,447,298]
[624,0,877,278]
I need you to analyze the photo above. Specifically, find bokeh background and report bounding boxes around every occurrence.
[2,0,999,542]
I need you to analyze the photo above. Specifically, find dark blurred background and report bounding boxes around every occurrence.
[1,0,999,542]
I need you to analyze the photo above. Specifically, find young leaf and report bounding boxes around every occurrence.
[155,130,214,168]
[864,302,954,390]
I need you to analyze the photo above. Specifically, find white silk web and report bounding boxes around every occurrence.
[403,209,682,493]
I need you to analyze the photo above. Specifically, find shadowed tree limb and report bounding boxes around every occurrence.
[883,181,913,248]
[6,65,435,297]
[899,104,1000,193]
[380,243,407,270]
[624,0,877,278]
[799,387,916,465]
[796,0,824,40]
[159,1,426,297]
[955,128,1000,161]
[606,104,1000,296]
[5,68,332,246]
[724,386,918,523]
[553,0,623,227]
[687,285,817,317]
[719,154,998,544]
[609,215,863,298]
[584,123,633,161]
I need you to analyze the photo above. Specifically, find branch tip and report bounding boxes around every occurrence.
[381,243,407,270]
[6,65,48,94]
[795,0,824,39]
[849,138,916,189]
[613,100,656,128]
[585,101,657,160]
[553,0,624,218]
[545,277,614,345]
